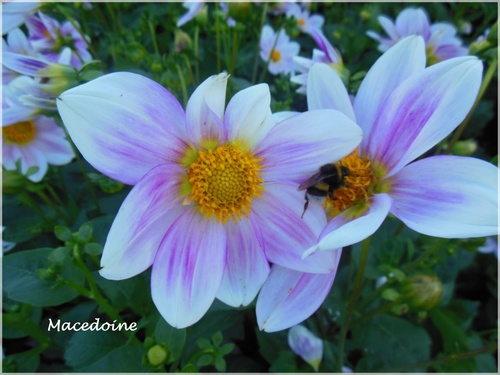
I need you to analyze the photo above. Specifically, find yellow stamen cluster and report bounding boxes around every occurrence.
[297,18,305,26]
[325,149,374,218]
[271,50,282,62]
[187,143,264,224]
[2,121,37,145]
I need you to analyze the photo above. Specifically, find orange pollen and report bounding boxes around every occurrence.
[297,18,305,26]
[324,149,374,218]
[271,49,282,62]
[2,121,37,145]
[187,143,264,224]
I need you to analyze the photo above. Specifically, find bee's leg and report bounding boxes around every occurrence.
[301,194,309,218]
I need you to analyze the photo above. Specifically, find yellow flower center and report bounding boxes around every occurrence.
[271,50,282,62]
[186,143,264,224]
[297,18,305,26]
[425,45,440,66]
[2,121,37,145]
[324,149,375,219]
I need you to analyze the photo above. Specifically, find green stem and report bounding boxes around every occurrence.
[350,300,401,329]
[148,20,160,55]
[252,2,269,83]
[257,25,282,84]
[176,64,189,108]
[444,56,498,154]
[215,12,221,72]
[194,25,200,84]
[337,237,371,371]
[34,190,71,225]
[19,191,50,225]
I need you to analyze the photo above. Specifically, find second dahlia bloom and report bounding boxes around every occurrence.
[367,7,468,65]
[260,25,300,75]
[303,36,498,256]
[57,72,362,328]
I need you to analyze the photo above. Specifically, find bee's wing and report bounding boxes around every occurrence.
[298,172,324,191]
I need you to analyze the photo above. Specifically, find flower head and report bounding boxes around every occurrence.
[292,29,346,94]
[2,114,74,182]
[367,7,468,65]
[288,325,323,371]
[260,25,300,75]
[303,36,497,257]
[25,11,91,69]
[57,72,362,328]
[286,3,324,35]
[2,1,40,35]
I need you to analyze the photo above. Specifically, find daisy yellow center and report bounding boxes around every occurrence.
[324,149,375,219]
[2,121,37,145]
[187,143,264,224]
[297,18,305,26]
[271,50,282,62]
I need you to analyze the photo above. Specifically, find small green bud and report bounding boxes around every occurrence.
[451,139,477,156]
[147,344,168,366]
[194,6,207,25]
[38,268,58,281]
[126,42,147,62]
[174,30,193,53]
[38,64,79,96]
[2,169,29,194]
[359,9,371,21]
[228,2,251,22]
[401,274,443,311]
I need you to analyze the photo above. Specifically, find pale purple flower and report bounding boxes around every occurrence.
[288,325,323,371]
[256,36,497,332]
[367,7,468,64]
[2,0,40,35]
[219,2,236,27]
[260,25,300,75]
[292,29,345,94]
[176,1,205,27]
[2,113,74,183]
[25,11,91,69]
[477,236,498,258]
[302,35,497,256]
[2,28,40,83]
[286,3,324,35]
[56,72,362,328]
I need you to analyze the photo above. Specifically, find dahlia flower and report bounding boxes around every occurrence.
[260,25,300,75]
[303,35,497,256]
[56,72,362,328]
[25,11,91,69]
[2,114,74,183]
[286,3,324,35]
[367,7,468,65]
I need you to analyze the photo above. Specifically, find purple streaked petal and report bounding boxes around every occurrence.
[353,36,426,156]
[151,209,226,328]
[255,109,362,184]
[216,215,270,307]
[253,182,339,273]
[185,72,228,147]
[225,83,275,147]
[433,44,468,61]
[307,63,355,122]
[368,56,482,176]
[32,116,74,165]
[390,155,498,238]
[311,28,340,64]
[2,52,50,75]
[99,163,186,280]
[395,8,431,41]
[57,72,188,185]
[2,105,38,125]
[304,193,392,256]
[378,15,399,41]
[256,263,339,332]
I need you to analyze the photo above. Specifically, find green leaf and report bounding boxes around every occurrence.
[54,226,73,242]
[3,248,83,306]
[48,246,71,263]
[212,331,223,347]
[219,343,235,355]
[154,318,186,363]
[197,354,213,367]
[350,313,431,371]
[197,338,212,350]
[255,328,289,364]
[214,355,226,372]
[77,344,148,372]
[77,221,93,242]
[269,350,297,372]
[84,242,103,256]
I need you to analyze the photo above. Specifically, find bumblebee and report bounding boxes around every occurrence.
[298,163,349,217]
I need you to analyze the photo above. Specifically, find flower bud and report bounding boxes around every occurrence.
[174,30,193,53]
[451,139,477,156]
[288,325,323,371]
[37,64,79,96]
[147,344,168,366]
[401,274,443,311]
[2,169,29,194]
[228,2,251,22]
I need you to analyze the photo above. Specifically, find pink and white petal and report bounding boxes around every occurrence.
[304,193,392,256]
[6,28,31,54]
[253,182,339,273]
[390,156,498,238]
[395,8,431,41]
[255,109,362,184]
[307,63,355,122]
[18,144,48,182]
[353,36,426,155]
[185,72,228,146]
[311,29,340,64]
[272,111,299,123]
[368,56,482,176]
[225,83,275,147]
[99,163,186,280]
[151,209,227,328]
[216,215,270,307]
[256,263,339,332]
[57,72,188,185]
